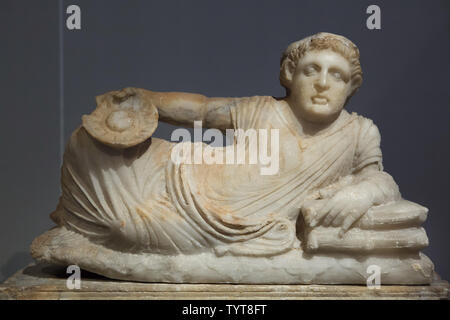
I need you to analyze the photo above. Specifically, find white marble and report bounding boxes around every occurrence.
[31,32,436,284]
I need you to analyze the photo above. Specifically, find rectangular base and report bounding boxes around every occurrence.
[0,263,448,300]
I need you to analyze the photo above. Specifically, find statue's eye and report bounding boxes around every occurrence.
[304,65,317,76]
[332,72,342,80]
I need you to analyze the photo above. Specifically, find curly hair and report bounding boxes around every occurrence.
[280,32,363,98]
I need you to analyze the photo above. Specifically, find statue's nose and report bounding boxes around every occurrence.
[314,72,329,91]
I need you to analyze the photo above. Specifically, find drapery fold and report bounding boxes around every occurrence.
[54,96,383,256]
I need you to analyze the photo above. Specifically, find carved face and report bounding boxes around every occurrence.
[288,49,353,124]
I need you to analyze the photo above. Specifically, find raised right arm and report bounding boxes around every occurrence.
[110,87,236,130]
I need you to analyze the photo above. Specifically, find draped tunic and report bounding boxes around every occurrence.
[55,96,383,256]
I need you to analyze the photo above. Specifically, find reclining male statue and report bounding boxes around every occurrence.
[31,32,435,284]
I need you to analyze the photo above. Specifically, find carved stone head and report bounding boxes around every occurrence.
[280,32,363,123]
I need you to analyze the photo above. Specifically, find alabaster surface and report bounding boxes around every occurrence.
[31,32,436,284]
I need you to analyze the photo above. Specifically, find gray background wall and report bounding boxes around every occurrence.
[1,0,449,282]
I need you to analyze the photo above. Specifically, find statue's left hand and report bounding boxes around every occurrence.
[112,87,140,101]
[311,186,373,236]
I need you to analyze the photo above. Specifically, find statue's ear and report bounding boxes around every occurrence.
[350,77,363,97]
[281,60,296,89]
[285,61,295,83]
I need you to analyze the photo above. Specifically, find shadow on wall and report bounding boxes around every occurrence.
[1,251,32,283]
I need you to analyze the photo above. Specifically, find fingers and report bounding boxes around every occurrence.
[301,200,319,225]
[322,204,344,227]
[310,200,332,227]
[302,199,327,225]
[331,206,350,228]
[114,90,127,99]
[115,87,137,100]
[339,210,363,237]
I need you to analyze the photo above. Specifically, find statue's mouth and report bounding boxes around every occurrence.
[311,95,328,105]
